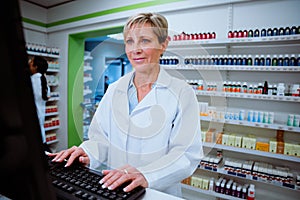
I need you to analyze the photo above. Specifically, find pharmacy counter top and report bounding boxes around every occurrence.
[142,188,184,200]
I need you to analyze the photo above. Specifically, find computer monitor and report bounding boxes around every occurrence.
[0,0,56,199]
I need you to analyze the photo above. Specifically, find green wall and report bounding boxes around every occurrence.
[67,26,124,147]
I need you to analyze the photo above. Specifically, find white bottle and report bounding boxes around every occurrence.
[267,84,273,95]
[291,84,300,96]
[277,83,285,96]
[247,184,255,200]
[209,178,214,191]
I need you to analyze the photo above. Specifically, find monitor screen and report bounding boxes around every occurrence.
[0,0,56,199]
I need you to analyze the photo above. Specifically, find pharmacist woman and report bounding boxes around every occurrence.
[51,12,203,197]
[29,55,51,152]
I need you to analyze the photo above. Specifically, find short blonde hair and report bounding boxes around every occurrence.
[123,12,168,43]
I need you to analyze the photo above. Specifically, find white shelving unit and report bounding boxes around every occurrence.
[27,47,60,148]
[164,34,300,200]
[82,51,96,140]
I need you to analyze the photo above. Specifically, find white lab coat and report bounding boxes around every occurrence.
[31,73,48,143]
[80,67,203,197]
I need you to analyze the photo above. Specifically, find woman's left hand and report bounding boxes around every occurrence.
[100,164,148,192]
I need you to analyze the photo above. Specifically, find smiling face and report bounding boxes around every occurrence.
[124,23,168,73]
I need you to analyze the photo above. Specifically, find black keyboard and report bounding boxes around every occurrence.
[46,156,146,200]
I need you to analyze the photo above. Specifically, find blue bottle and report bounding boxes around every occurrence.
[266,55,271,66]
[283,54,289,66]
[297,54,300,66]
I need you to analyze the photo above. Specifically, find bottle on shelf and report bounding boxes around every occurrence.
[261,28,266,37]
[223,81,227,92]
[209,178,214,191]
[236,185,242,198]
[254,55,260,66]
[225,179,233,195]
[237,55,242,65]
[272,55,278,66]
[272,84,277,95]
[273,27,278,36]
[247,55,253,66]
[277,83,285,96]
[278,55,284,66]
[231,182,237,197]
[241,185,248,199]
[297,54,300,66]
[283,54,290,66]
[242,55,247,66]
[243,29,248,37]
[279,27,285,36]
[291,26,297,35]
[285,26,291,35]
[257,83,263,94]
[291,84,300,97]
[259,55,265,66]
[248,84,254,94]
[267,84,273,95]
[254,29,260,37]
[220,179,226,194]
[247,184,255,200]
[263,81,268,94]
[267,28,273,36]
[265,55,271,66]
[233,55,237,65]
[242,82,248,93]
[248,29,253,37]
[197,80,204,91]
[215,178,222,193]
[289,54,296,66]
[236,81,241,93]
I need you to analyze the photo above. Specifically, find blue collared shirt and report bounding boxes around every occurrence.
[127,73,156,114]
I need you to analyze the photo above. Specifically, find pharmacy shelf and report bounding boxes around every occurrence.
[48,68,60,72]
[84,55,93,61]
[47,139,58,145]
[84,77,93,83]
[195,91,300,103]
[163,65,300,72]
[45,125,60,131]
[48,83,59,87]
[203,142,300,163]
[198,162,298,191]
[84,65,93,71]
[48,97,60,101]
[200,116,300,133]
[168,34,300,48]
[83,89,92,96]
[45,112,59,117]
[181,184,244,200]
[27,51,60,58]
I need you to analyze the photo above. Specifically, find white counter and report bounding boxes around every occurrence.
[142,188,184,200]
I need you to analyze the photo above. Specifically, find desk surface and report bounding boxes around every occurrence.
[142,188,184,200]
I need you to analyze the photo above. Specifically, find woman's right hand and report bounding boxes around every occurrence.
[49,146,90,167]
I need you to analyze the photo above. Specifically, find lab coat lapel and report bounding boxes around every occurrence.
[111,72,133,133]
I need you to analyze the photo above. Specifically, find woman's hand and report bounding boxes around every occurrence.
[48,146,90,167]
[100,164,148,192]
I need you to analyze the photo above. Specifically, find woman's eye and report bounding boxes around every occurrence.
[126,39,133,45]
[142,39,150,43]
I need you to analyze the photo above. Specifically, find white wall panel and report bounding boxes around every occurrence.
[19,0,47,22]
[232,0,300,30]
